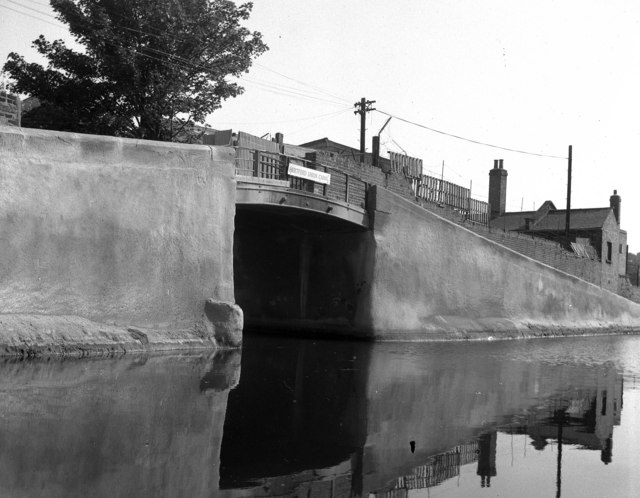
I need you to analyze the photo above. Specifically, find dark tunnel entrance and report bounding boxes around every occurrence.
[233,205,373,337]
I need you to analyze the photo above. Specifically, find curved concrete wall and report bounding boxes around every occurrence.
[363,186,640,339]
[0,126,239,353]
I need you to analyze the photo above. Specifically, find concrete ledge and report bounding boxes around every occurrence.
[245,317,640,342]
[0,312,240,358]
[359,323,640,342]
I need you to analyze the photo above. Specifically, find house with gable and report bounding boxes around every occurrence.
[488,160,627,292]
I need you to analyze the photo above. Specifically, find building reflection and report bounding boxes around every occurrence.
[369,361,622,498]
[219,337,624,498]
[511,364,621,463]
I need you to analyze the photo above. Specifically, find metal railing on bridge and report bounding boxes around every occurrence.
[235,147,368,209]
[235,147,489,224]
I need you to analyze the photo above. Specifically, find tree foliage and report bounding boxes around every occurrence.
[4,0,267,141]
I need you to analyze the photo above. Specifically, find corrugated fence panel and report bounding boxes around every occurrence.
[413,174,487,223]
[235,148,253,176]
[389,152,423,178]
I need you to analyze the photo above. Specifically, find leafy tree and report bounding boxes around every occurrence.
[4,0,267,141]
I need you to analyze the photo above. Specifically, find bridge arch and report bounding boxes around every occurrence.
[233,160,374,335]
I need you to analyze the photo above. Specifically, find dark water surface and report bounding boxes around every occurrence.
[2,334,640,497]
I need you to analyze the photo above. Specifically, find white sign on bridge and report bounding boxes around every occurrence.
[288,160,331,185]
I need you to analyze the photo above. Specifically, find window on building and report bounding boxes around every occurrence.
[606,241,612,263]
[620,244,623,254]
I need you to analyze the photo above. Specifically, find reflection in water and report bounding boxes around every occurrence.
[0,351,240,498]
[370,363,623,498]
[219,338,369,495]
[1,334,639,497]
[220,335,634,498]
[477,432,497,488]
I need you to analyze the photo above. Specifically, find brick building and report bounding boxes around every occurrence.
[627,253,640,286]
[488,161,627,293]
[298,137,391,170]
[0,89,21,126]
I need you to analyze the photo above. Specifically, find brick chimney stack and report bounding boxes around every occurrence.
[610,189,621,225]
[488,159,508,219]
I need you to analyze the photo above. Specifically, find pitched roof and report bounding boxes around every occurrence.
[299,137,354,153]
[530,208,612,231]
[492,206,614,232]
[491,200,557,231]
[491,211,539,231]
[298,138,365,162]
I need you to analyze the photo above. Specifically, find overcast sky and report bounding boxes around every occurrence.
[1,0,639,249]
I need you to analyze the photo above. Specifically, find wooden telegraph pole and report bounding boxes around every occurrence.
[564,145,573,248]
[354,98,376,163]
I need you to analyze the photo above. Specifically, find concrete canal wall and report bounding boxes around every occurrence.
[234,183,640,340]
[363,186,640,339]
[0,126,241,356]
[3,125,640,352]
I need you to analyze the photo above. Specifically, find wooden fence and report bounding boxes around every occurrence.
[386,441,479,494]
[416,174,489,224]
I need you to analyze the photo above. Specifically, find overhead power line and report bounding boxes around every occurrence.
[287,108,354,137]
[253,62,352,105]
[376,109,568,160]
[242,76,349,107]
[22,0,51,7]
[0,3,63,29]
[213,107,352,126]
[4,0,58,20]
[2,2,349,109]
[4,1,570,161]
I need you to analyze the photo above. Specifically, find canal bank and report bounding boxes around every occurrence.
[358,186,640,340]
[234,185,640,340]
[3,126,640,356]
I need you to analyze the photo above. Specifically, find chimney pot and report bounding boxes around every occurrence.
[488,160,508,219]
[610,190,621,225]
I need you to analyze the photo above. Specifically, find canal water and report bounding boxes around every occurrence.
[1,334,640,497]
